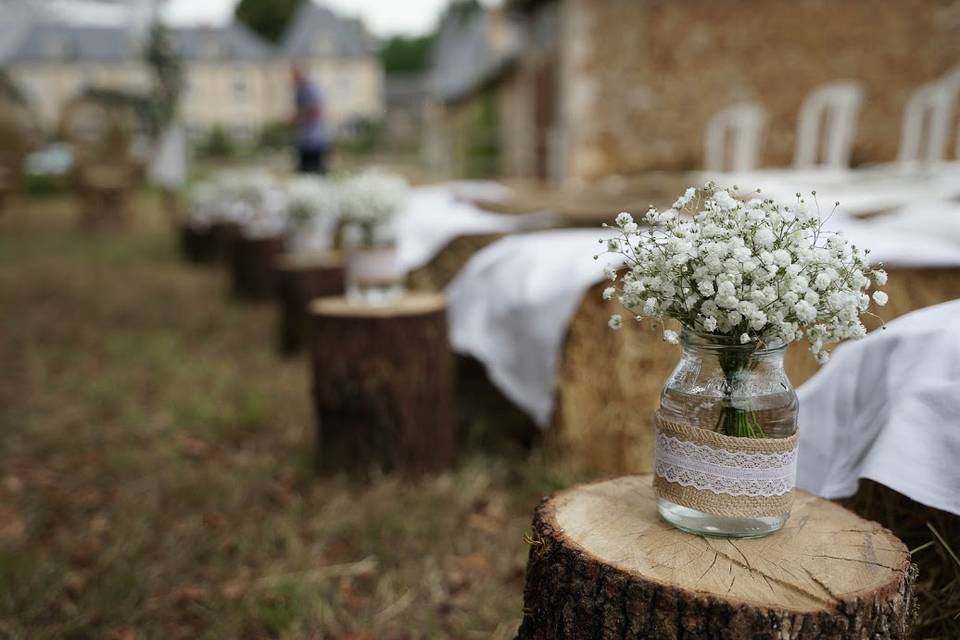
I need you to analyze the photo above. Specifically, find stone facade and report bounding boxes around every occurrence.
[506,0,960,183]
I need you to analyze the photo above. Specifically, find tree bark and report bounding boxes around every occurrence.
[309,293,456,475]
[274,253,344,355]
[229,234,285,300]
[518,476,916,640]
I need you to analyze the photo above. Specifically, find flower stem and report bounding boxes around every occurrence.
[716,348,766,438]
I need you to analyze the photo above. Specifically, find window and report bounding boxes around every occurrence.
[233,72,249,100]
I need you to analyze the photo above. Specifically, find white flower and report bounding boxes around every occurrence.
[602,287,616,301]
[608,314,623,330]
[793,300,818,322]
[615,212,634,228]
[815,350,830,365]
[772,249,792,266]
[712,190,738,210]
[740,333,751,344]
[872,291,888,306]
[874,270,888,286]
[754,227,775,247]
[673,187,697,210]
[702,316,718,332]
[663,329,680,344]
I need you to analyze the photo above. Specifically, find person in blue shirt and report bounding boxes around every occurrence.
[291,64,330,174]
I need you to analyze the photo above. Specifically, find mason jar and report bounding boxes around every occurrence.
[654,328,799,538]
[342,221,406,305]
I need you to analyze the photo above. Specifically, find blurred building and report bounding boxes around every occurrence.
[0,2,383,142]
[384,73,428,150]
[432,0,960,184]
[423,4,521,179]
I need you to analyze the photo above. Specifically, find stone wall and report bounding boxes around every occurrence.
[551,0,960,182]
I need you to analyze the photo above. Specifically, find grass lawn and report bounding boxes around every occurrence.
[0,193,569,639]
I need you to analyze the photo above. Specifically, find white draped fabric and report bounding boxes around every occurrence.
[796,300,960,516]
[447,229,621,426]
[395,184,558,272]
[446,202,960,429]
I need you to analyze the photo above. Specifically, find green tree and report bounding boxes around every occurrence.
[379,35,434,74]
[234,0,302,43]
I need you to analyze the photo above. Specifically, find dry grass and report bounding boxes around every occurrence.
[0,193,569,639]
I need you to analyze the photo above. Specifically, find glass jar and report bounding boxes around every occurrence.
[655,328,799,538]
[342,221,406,305]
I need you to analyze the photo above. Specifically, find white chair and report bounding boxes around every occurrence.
[897,80,958,170]
[703,102,768,173]
[793,81,864,170]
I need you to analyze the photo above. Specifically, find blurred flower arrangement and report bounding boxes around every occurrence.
[337,171,410,247]
[283,176,340,255]
[337,171,410,305]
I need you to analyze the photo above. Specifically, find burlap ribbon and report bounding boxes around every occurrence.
[654,418,800,518]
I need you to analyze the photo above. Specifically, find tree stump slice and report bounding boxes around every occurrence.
[229,234,285,300]
[518,476,916,640]
[309,293,455,475]
[274,252,344,355]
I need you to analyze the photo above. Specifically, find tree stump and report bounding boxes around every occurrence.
[229,233,285,300]
[309,293,455,475]
[180,224,213,264]
[180,222,239,265]
[518,476,916,640]
[274,252,344,355]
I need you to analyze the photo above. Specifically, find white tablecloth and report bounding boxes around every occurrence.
[395,184,557,272]
[797,300,960,515]
[447,229,620,426]
[447,212,960,429]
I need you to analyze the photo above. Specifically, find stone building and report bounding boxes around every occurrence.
[423,5,521,179]
[1,2,383,141]
[497,0,960,184]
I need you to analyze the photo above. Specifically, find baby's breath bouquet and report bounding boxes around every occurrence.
[338,171,409,247]
[284,176,340,255]
[598,182,887,439]
[338,171,410,305]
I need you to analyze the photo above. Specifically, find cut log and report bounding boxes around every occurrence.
[180,222,239,265]
[229,234,285,300]
[274,252,344,355]
[180,224,213,264]
[518,475,916,640]
[309,293,455,475]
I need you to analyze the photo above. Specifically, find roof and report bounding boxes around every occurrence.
[280,1,376,60]
[3,22,137,63]
[171,24,272,62]
[2,3,377,66]
[428,9,520,103]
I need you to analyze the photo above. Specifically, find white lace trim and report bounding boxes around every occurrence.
[655,432,798,498]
